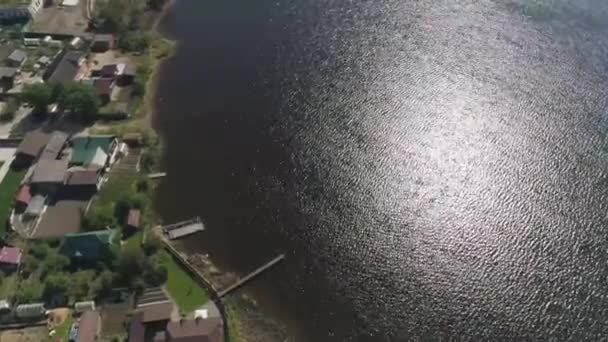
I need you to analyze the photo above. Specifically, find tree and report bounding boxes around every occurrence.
[118,31,152,53]
[59,82,100,122]
[0,97,20,122]
[69,270,96,301]
[144,264,167,287]
[95,0,129,33]
[148,0,167,11]
[15,280,42,303]
[20,83,52,114]
[40,253,70,280]
[90,269,114,299]
[43,273,70,301]
[115,245,145,286]
[21,255,39,277]
[29,241,50,259]
[143,234,163,256]
[84,205,115,231]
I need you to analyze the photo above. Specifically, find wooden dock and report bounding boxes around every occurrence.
[162,217,205,240]
[148,172,167,179]
[218,254,285,298]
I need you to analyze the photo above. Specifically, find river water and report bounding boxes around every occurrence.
[153,0,608,340]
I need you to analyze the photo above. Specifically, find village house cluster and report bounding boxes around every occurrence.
[0,1,227,342]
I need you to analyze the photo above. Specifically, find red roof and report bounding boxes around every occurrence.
[16,185,32,204]
[0,247,22,265]
[127,209,141,228]
[100,64,118,77]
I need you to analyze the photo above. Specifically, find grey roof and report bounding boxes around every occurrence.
[46,51,85,85]
[8,49,26,63]
[94,34,114,43]
[65,169,99,186]
[121,63,136,76]
[165,318,223,342]
[40,131,69,160]
[15,303,46,318]
[17,130,50,157]
[31,159,69,183]
[0,66,18,78]
[25,195,45,216]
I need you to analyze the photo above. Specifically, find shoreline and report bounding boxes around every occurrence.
[147,2,289,341]
[147,2,292,341]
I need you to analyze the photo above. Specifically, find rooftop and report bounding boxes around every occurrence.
[136,302,173,324]
[45,50,85,85]
[17,130,50,157]
[64,169,99,186]
[34,201,83,238]
[16,185,32,204]
[61,229,114,260]
[40,131,69,160]
[8,49,26,63]
[165,318,223,342]
[31,158,69,184]
[25,194,45,216]
[94,78,114,96]
[0,66,17,78]
[71,135,115,165]
[77,310,100,342]
[0,246,22,265]
[100,64,118,77]
[127,209,140,228]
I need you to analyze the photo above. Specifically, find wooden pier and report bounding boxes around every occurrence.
[218,254,285,298]
[148,172,167,179]
[162,217,205,240]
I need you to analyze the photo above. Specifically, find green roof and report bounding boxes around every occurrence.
[70,136,115,165]
[61,229,115,261]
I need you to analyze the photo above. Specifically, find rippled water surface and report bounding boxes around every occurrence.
[155,0,608,340]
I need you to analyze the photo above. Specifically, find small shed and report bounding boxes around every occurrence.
[74,301,96,313]
[0,299,10,313]
[91,34,115,52]
[0,247,22,272]
[24,195,45,218]
[7,49,27,68]
[15,303,46,319]
[127,209,141,231]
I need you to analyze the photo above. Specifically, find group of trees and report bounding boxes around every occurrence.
[15,235,168,305]
[84,182,149,233]
[20,82,100,121]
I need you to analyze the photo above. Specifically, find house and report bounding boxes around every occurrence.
[15,185,32,212]
[77,310,101,342]
[24,194,45,219]
[63,168,100,197]
[30,158,69,194]
[91,34,115,52]
[163,318,224,342]
[7,49,27,68]
[15,130,50,165]
[44,50,85,85]
[94,78,114,104]
[0,66,18,90]
[0,247,22,273]
[61,230,115,262]
[70,135,118,169]
[34,201,82,238]
[129,302,173,341]
[117,63,136,86]
[40,131,69,160]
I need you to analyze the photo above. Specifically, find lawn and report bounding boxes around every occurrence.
[0,273,17,300]
[161,255,209,313]
[0,168,26,236]
[52,310,73,342]
[94,172,140,209]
